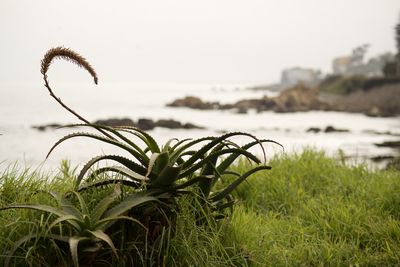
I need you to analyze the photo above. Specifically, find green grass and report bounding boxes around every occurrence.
[318,75,400,94]
[1,150,400,266]
[224,150,400,266]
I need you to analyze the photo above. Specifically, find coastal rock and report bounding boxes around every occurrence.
[156,119,203,129]
[167,81,400,117]
[167,85,332,113]
[375,140,400,148]
[227,85,330,113]
[363,130,400,136]
[324,126,349,133]
[233,97,276,113]
[306,127,321,133]
[272,85,330,113]
[32,123,63,131]
[319,82,400,117]
[94,118,135,127]
[306,126,350,133]
[137,118,155,130]
[33,117,204,132]
[371,155,395,162]
[167,96,218,110]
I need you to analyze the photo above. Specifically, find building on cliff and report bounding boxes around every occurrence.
[280,67,322,88]
[332,44,394,77]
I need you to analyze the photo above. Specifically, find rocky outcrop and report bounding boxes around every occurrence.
[375,140,400,148]
[306,126,350,133]
[374,140,400,170]
[272,86,330,113]
[94,117,205,130]
[167,96,219,110]
[167,82,400,117]
[167,85,331,114]
[33,118,204,132]
[319,82,400,117]
[94,118,135,127]
[32,123,63,131]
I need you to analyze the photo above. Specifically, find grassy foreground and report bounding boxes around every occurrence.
[1,150,399,266]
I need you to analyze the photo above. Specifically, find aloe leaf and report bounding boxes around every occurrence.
[179,148,261,178]
[170,136,215,162]
[48,214,82,232]
[91,184,121,222]
[69,236,90,267]
[81,243,102,253]
[77,155,148,185]
[87,230,118,258]
[153,152,171,175]
[103,193,158,218]
[176,150,197,159]
[197,147,220,196]
[70,191,89,215]
[40,190,82,219]
[46,132,147,166]
[88,166,150,184]
[60,198,82,220]
[162,138,179,152]
[210,165,271,202]
[170,175,213,191]
[77,178,142,192]
[211,194,235,214]
[76,155,148,188]
[213,200,235,213]
[151,166,182,187]
[63,124,150,159]
[4,234,34,267]
[46,233,70,243]
[170,138,192,151]
[95,215,146,231]
[180,132,263,169]
[216,139,281,173]
[221,170,241,177]
[115,126,160,153]
[146,152,160,178]
[0,204,67,218]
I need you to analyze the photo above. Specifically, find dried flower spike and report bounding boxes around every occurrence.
[40,46,114,140]
[41,46,98,84]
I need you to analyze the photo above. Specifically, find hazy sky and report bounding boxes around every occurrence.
[1,0,399,85]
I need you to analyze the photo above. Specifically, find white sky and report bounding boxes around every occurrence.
[0,0,399,85]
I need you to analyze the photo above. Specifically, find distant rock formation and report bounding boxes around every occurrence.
[94,118,135,127]
[306,126,350,134]
[167,96,219,110]
[93,118,204,130]
[33,118,204,132]
[167,82,400,117]
[32,123,63,131]
[167,85,331,113]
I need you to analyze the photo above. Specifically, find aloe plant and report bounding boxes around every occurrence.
[40,46,281,224]
[65,128,275,206]
[0,184,157,267]
[2,47,282,265]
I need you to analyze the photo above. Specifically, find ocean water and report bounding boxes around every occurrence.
[1,82,399,172]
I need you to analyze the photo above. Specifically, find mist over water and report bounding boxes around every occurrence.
[1,82,399,171]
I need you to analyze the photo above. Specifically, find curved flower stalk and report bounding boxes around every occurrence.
[40,46,114,139]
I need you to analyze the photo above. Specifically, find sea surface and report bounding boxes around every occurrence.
[1,82,399,172]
